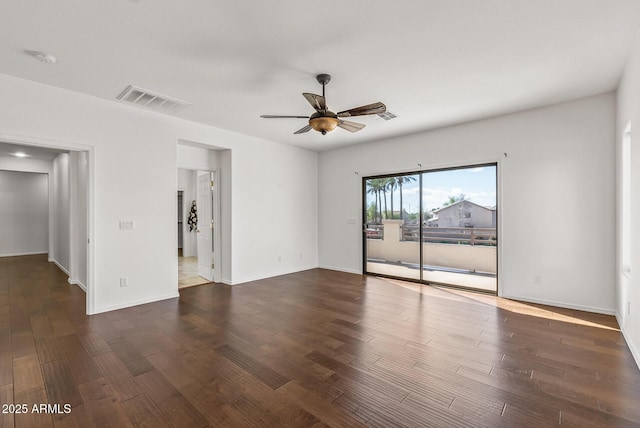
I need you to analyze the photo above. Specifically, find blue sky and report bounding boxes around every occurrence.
[366,165,496,214]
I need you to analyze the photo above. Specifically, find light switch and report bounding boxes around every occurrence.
[119,220,135,230]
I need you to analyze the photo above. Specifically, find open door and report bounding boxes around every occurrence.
[196,172,214,281]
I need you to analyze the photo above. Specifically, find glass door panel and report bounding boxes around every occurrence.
[364,174,421,280]
[421,165,497,292]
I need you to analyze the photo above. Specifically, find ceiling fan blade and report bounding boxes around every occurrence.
[260,115,309,119]
[302,93,326,111]
[337,102,386,117]
[338,120,366,133]
[294,125,312,134]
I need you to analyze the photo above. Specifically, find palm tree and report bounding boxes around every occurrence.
[366,179,386,222]
[380,180,389,219]
[397,175,417,220]
[387,177,398,219]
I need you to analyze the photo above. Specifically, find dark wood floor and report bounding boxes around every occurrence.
[1,255,640,427]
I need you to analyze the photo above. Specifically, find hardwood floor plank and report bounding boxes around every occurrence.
[13,355,44,395]
[106,337,154,378]
[233,372,325,426]
[11,332,37,360]
[58,334,102,385]
[34,337,65,364]
[13,385,52,428]
[307,350,410,403]
[0,351,12,387]
[41,359,83,408]
[75,332,111,357]
[120,393,174,428]
[135,370,209,427]
[0,383,14,428]
[91,351,144,402]
[77,377,133,427]
[216,344,289,390]
[278,380,365,427]
[178,380,239,425]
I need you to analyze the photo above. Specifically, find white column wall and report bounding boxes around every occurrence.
[616,30,640,368]
[68,151,88,289]
[52,153,70,273]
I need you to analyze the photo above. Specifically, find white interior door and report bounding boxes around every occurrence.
[197,172,214,281]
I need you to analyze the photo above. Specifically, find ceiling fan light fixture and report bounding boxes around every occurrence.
[309,116,339,135]
[260,73,384,136]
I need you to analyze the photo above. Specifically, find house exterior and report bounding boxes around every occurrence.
[428,200,496,228]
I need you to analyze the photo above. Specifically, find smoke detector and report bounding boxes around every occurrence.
[34,51,56,64]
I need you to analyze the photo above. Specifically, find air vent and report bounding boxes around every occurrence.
[377,111,397,121]
[116,85,191,113]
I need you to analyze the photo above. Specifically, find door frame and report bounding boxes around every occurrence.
[0,133,95,313]
[362,161,499,294]
[177,167,221,284]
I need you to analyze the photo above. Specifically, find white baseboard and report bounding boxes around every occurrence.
[51,259,70,276]
[318,264,362,275]
[230,265,319,285]
[617,312,640,371]
[91,292,180,315]
[68,278,87,292]
[501,293,616,316]
[0,251,47,258]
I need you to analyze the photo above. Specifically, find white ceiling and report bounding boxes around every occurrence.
[2,1,640,151]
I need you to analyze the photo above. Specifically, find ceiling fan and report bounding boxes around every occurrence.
[260,73,386,135]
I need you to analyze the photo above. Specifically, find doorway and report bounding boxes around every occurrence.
[0,140,93,311]
[177,168,218,289]
[363,163,498,293]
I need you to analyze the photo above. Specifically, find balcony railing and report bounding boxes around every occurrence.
[401,224,496,247]
[365,223,496,247]
[401,225,496,246]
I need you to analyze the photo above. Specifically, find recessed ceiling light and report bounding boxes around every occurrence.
[14,152,28,158]
[34,51,56,64]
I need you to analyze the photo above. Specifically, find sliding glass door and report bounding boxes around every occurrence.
[363,164,497,293]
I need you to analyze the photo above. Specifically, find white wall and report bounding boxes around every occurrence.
[319,93,616,314]
[0,155,54,255]
[52,153,70,273]
[69,151,88,289]
[0,170,48,256]
[0,73,318,314]
[616,30,640,367]
[219,149,232,284]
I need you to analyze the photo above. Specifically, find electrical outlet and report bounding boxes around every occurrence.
[533,275,541,285]
[120,278,128,287]
[628,301,631,316]
[277,255,281,262]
